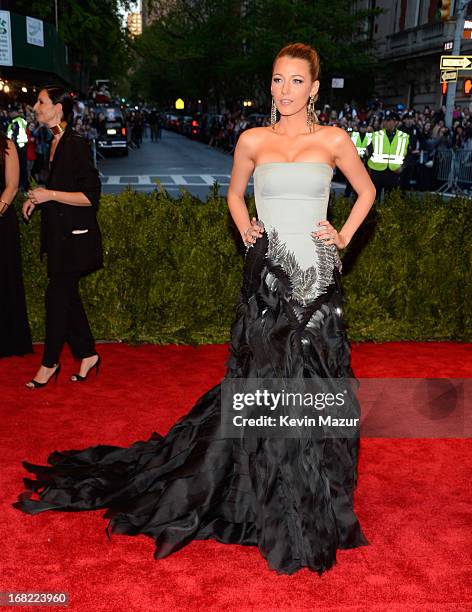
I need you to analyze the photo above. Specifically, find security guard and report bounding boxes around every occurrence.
[7,109,28,191]
[399,109,421,190]
[7,114,28,147]
[365,110,411,201]
[345,121,372,197]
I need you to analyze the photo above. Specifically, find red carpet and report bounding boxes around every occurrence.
[1,342,471,611]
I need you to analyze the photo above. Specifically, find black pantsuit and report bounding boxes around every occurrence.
[43,274,95,367]
[38,128,102,367]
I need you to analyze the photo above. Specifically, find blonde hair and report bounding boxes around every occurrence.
[273,43,321,123]
[273,42,321,82]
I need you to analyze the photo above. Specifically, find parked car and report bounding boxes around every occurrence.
[189,115,201,138]
[178,115,193,136]
[96,105,128,156]
[165,114,180,131]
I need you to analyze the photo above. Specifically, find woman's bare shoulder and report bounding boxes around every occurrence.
[238,126,271,145]
[5,137,19,159]
[236,127,271,158]
[316,124,348,140]
[317,125,350,157]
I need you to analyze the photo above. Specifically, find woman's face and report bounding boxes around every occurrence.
[33,90,62,127]
[271,56,319,120]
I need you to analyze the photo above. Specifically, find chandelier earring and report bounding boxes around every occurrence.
[307,94,318,132]
[271,97,277,128]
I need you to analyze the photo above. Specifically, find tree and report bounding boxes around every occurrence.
[131,0,381,109]
[14,0,132,91]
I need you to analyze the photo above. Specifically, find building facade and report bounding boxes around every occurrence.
[354,0,472,110]
[141,0,177,28]
[127,12,143,37]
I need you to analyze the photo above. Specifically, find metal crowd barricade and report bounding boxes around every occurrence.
[435,149,472,195]
[455,150,472,189]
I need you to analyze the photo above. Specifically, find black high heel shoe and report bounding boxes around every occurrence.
[25,364,61,389]
[70,355,101,382]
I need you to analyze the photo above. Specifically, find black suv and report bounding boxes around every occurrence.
[96,106,128,156]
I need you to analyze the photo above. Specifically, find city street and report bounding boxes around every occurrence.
[98,129,238,198]
[98,129,345,197]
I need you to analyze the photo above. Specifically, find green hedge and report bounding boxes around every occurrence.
[18,186,471,344]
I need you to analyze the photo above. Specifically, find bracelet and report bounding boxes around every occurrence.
[0,199,9,215]
[242,227,255,249]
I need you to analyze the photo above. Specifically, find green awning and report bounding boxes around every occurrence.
[0,10,72,86]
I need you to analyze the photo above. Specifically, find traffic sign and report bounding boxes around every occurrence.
[440,55,472,69]
[441,69,458,82]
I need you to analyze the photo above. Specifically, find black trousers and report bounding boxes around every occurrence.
[42,273,96,367]
[370,169,401,202]
[399,162,416,191]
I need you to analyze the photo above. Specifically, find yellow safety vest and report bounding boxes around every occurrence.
[367,129,410,171]
[7,116,28,148]
[350,132,372,158]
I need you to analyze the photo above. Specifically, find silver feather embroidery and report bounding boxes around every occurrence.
[265,227,342,306]
[306,303,331,330]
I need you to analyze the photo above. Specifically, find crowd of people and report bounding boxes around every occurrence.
[3,95,472,193]
[202,101,472,189]
[1,100,163,190]
[197,100,472,152]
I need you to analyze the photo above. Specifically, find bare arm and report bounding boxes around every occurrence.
[45,189,91,206]
[227,130,262,244]
[0,139,19,215]
[331,127,376,247]
[23,187,92,218]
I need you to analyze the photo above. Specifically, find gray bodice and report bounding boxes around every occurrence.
[253,162,342,305]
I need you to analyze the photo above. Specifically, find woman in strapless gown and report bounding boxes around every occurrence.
[14,44,376,575]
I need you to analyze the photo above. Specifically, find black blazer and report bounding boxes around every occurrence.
[40,127,103,276]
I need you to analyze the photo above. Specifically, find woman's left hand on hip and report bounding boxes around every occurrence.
[312,220,346,249]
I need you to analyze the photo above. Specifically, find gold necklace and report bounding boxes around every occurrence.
[50,120,68,135]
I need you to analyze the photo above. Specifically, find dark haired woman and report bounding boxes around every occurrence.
[16,45,375,575]
[0,133,33,357]
[22,87,102,388]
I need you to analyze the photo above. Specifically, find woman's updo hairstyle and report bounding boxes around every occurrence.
[273,43,321,119]
[42,86,74,124]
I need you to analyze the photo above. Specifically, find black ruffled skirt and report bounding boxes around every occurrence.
[14,232,368,575]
